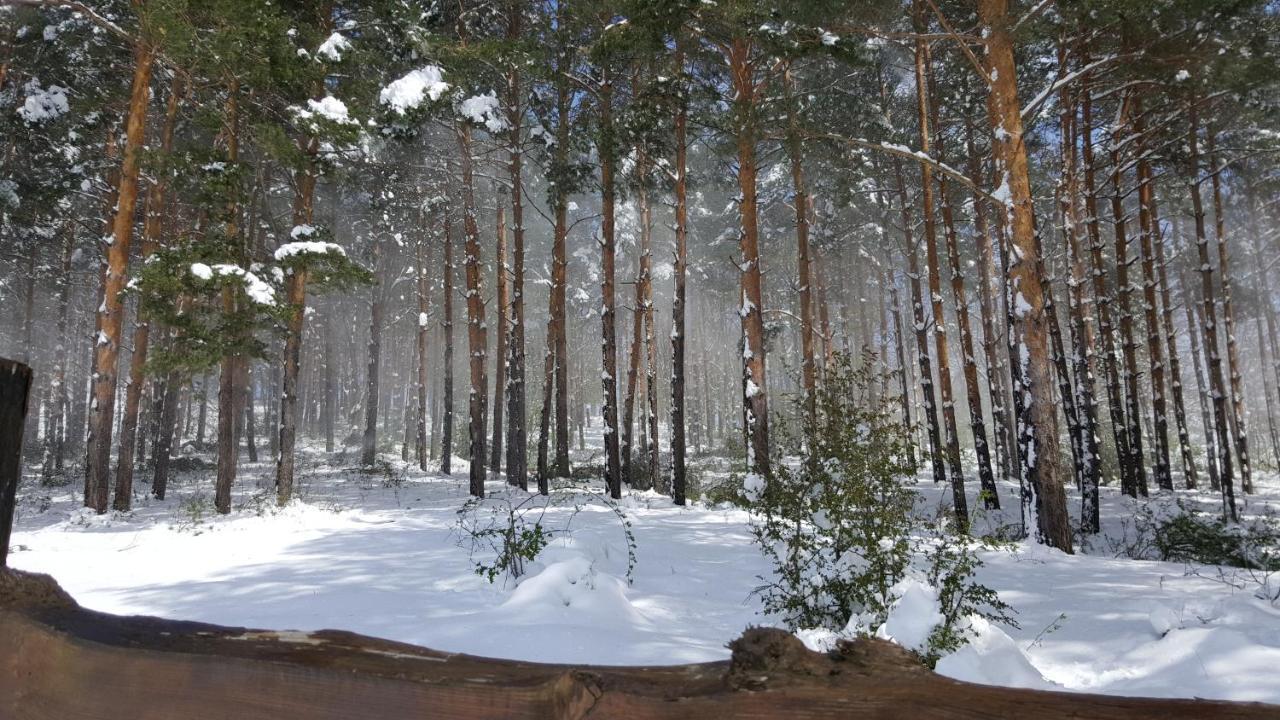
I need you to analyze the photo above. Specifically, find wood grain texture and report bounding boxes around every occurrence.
[1,568,1275,719]
[0,358,32,566]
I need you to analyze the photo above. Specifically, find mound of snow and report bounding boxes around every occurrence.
[501,556,645,626]
[874,579,944,653]
[935,616,1059,691]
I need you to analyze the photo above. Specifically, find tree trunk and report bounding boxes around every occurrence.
[415,237,430,472]
[979,0,1073,553]
[111,71,181,499]
[1182,272,1219,491]
[599,74,622,500]
[1133,100,1172,491]
[323,304,336,454]
[966,124,1016,486]
[670,40,689,505]
[1056,76,1100,532]
[785,69,817,430]
[491,204,508,476]
[0,362,33,567]
[729,37,770,481]
[1157,207,1198,490]
[85,39,155,514]
[441,212,456,476]
[1207,129,1251,494]
[503,30,529,492]
[892,154,945,488]
[276,268,308,505]
[214,79,243,517]
[41,229,74,483]
[1108,95,1148,498]
[1187,100,1236,520]
[923,36,993,515]
[1080,72,1132,494]
[457,122,488,498]
[361,240,383,468]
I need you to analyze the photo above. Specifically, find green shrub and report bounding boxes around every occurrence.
[749,351,1013,665]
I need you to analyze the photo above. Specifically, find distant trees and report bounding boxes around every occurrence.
[2,0,1280,548]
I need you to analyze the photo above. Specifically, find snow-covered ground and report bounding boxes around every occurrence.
[9,439,1280,705]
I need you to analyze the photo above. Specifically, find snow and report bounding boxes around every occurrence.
[18,80,69,123]
[935,616,1057,691]
[274,240,346,262]
[9,438,1280,704]
[875,580,944,652]
[380,66,450,114]
[295,95,355,125]
[458,92,508,133]
[190,263,276,306]
[315,32,351,62]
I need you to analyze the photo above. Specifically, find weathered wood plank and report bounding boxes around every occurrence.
[0,568,1274,719]
[0,358,33,567]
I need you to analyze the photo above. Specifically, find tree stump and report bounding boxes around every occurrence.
[0,358,32,567]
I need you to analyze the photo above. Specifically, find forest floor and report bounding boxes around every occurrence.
[8,433,1280,704]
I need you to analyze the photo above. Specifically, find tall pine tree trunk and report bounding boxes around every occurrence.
[441,212,456,476]
[1080,73,1131,492]
[85,39,155,514]
[457,122,488,498]
[1134,101,1172,491]
[415,236,430,471]
[598,74,622,500]
[491,204,508,476]
[979,0,1072,552]
[214,79,243,516]
[670,40,689,505]
[361,239,383,468]
[503,27,529,491]
[729,37,770,481]
[113,75,181,511]
[1207,129,1251,494]
[1108,95,1148,498]
[1182,272,1219,490]
[1188,101,1236,520]
[912,18,967,530]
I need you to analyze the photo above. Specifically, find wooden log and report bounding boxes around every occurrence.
[0,358,33,567]
[0,568,1273,719]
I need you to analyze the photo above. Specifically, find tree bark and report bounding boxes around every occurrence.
[599,73,622,500]
[670,39,689,505]
[214,79,243,517]
[729,37,770,481]
[0,361,33,567]
[491,204,508,476]
[1206,129,1251,494]
[503,21,529,492]
[85,38,155,514]
[1133,100,1172,491]
[1187,100,1236,520]
[441,212,456,476]
[1182,271,1219,491]
[457,122,488,498]
[979,0,1073,553]
[1108,94,1148,498]
[361,239,384,468]
[415,235,430,472]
